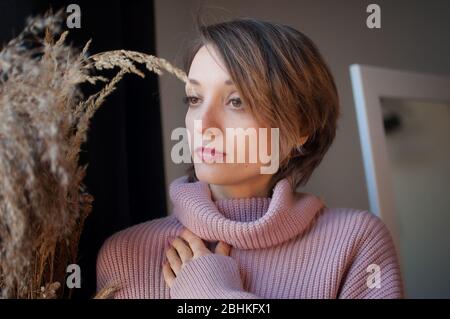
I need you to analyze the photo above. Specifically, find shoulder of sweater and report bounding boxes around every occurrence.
[97,214,181,263]
[108,214,179,240]
[313,207,393,245]
[96,215,182,293]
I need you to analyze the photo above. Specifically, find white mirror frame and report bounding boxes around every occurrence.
[350,64,450,252]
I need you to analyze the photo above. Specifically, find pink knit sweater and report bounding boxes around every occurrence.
[96,176,404,299]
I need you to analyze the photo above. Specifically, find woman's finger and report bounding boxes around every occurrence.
[215,241,231,256]
[165,246,182,275]
[162,261,175,288]
[179,228,209,258]
[171,237,193,263]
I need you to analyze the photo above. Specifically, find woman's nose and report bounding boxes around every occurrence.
[195,103,221,135]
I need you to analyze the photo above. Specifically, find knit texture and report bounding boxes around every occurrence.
[96,176,404,299]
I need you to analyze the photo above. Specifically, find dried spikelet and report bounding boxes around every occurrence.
[89,50,188,83]
[93,284,121,299]
[37,281,61,299]
[0,11,187,298]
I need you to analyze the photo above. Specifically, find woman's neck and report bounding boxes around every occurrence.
[208,174,273,201]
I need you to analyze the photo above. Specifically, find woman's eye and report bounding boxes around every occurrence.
[182,95,201,106]
[228,98,243,109]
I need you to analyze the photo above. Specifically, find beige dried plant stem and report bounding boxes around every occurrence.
[0,12,187,299]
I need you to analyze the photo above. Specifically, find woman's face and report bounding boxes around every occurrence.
[184,44,276,186]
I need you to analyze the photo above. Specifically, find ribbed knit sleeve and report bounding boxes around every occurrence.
[170,254,260,299]
[338,212,404,299]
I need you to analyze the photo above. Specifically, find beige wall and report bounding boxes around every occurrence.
[155,0,450,212]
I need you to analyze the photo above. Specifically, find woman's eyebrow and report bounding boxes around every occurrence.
[187,78,235,86]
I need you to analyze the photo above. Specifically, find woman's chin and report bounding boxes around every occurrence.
[194,164,230,185]
[193,163,261,186]
[193,163,243,185]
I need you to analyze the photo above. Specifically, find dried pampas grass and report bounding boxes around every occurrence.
[0,11,187,298]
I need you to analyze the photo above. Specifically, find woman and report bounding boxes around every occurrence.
[96,18,404,299]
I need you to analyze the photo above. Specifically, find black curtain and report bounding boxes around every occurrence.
[0,0,167,299]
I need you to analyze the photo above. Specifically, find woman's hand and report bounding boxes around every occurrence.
[162,228,231,288]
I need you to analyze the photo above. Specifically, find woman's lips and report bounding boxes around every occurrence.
[195,146,226,162]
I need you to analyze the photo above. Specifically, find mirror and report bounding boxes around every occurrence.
[380,97,450,298]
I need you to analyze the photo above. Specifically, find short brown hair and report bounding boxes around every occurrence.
[182,17,341,191]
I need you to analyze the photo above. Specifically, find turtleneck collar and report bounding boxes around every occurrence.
[169,175,326,250]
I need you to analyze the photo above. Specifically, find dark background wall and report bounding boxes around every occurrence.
[0,0,167,299]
